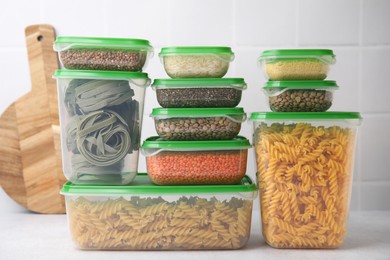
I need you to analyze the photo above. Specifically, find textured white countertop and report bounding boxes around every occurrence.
[0,207,389,260]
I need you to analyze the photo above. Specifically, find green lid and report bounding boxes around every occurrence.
[54,36,153,51]
[152,78,246,90]
[160,46,233,55]
[250,112,362,121]
[259,49,336,64]
[263,80,339,94]
[61,173,256,195]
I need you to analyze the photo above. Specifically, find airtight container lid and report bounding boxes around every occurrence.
[61,172,256,196]
[263,80,339,95]
[159,46,234,61]
[152,78,247,90]
[53,70,151,87]
[258,49,336,64]
[53,36,153,52]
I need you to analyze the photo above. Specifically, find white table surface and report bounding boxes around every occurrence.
[0,206,389,260]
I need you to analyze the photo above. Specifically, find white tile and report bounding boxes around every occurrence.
[298,0,359,45]
[235,0,297,46]
[349,182,360,211]
[170,0,234,46]
[361,182,390,210]
[362,0,390,45]
[360,114,390,181]
[105,0,170,47]
[361,48,390,113]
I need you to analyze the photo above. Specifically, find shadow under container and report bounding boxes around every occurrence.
[152,78,247,108]
[60,173,257,250]
[250,112,362,248]
[151,107,246,141]
[258,49,336,80]
[141,136,251,185]
[263,80,339,112]
[54,36,153,71]
[159,46,234,78]
[53,70,150,185]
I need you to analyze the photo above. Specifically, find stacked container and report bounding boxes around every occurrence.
[252,49,362,248]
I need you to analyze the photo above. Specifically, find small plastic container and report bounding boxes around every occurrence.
[61,173,257,250]
[258,49,336,80]
[263,80,339,112]
[151,107,246,141]
[159,46,234,78]
[250,112,362,249]
[142,136,251,185]
[152,78,247,108]
[54,36,153,71]
[53,70,150,185]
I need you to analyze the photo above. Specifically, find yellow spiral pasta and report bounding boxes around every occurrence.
[254,122,356,248]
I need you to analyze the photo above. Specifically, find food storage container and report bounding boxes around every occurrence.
[54,36,153,71]
[151,107,246,141]
[53,70,151,185]
[258,49,336,80]
[263,80,339,112]
[250,112,362,249]
[141,136,251,185]
[152,78,246,108]
[159,46,234,78]
[61,173,257,250]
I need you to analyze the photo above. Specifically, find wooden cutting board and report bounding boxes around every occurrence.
[0,24,65,214]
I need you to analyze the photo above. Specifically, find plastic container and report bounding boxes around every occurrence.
[258,49,336,80]
[54,36,153,71]
[53,70,151,185]
[159,46,234,78]
[263,80,339,112]
[152,78,247,108]
[60,173,257,250]
[250,112,362,249]
[151,107,246,141]
[141,136,251,185]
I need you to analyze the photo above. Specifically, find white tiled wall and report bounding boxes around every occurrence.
[0,0,389,211]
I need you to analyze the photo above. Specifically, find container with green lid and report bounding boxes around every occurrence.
[53,36,153,71]
[141,136,251,185]
[61,172,257,250]
[250,111,361,249]
[53,70,151,185]
[151,107,246,141]
[159,46,234,78]
[258,49,336,80]
[262,80,339,112]
[152,78,247,108]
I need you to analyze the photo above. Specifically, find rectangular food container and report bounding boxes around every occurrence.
[250,112,362,249]
[263,80,339,112]
[61,173,257,250]
[151,107,246,141]
[141,136,251,185]
[258,49,336,80]
[53,70,150,185]
[54,36,153,71]
[159,46,234,78]
[152,78,246,108]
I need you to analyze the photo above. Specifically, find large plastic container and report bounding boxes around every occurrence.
[250,112,362,249]
[151,107,246,141]
[152,78,247,108]
[258,49,336,80]
[53,70,150,185]
[159,46,234,78]
[54,36,153,71]
[263,80,339,112]
[60,173,257,250]
[141,136,251,185]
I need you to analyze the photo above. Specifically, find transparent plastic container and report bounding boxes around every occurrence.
[250,112,362,248]
[159,46,234,78]
[61,173,257,250]
[152,78,246,108]
[263,80,339,112]
[151,107,246,141]
[258,49,336,80]
[141,136,251,185]
[53,70,150,185]
[54,36,153,71]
